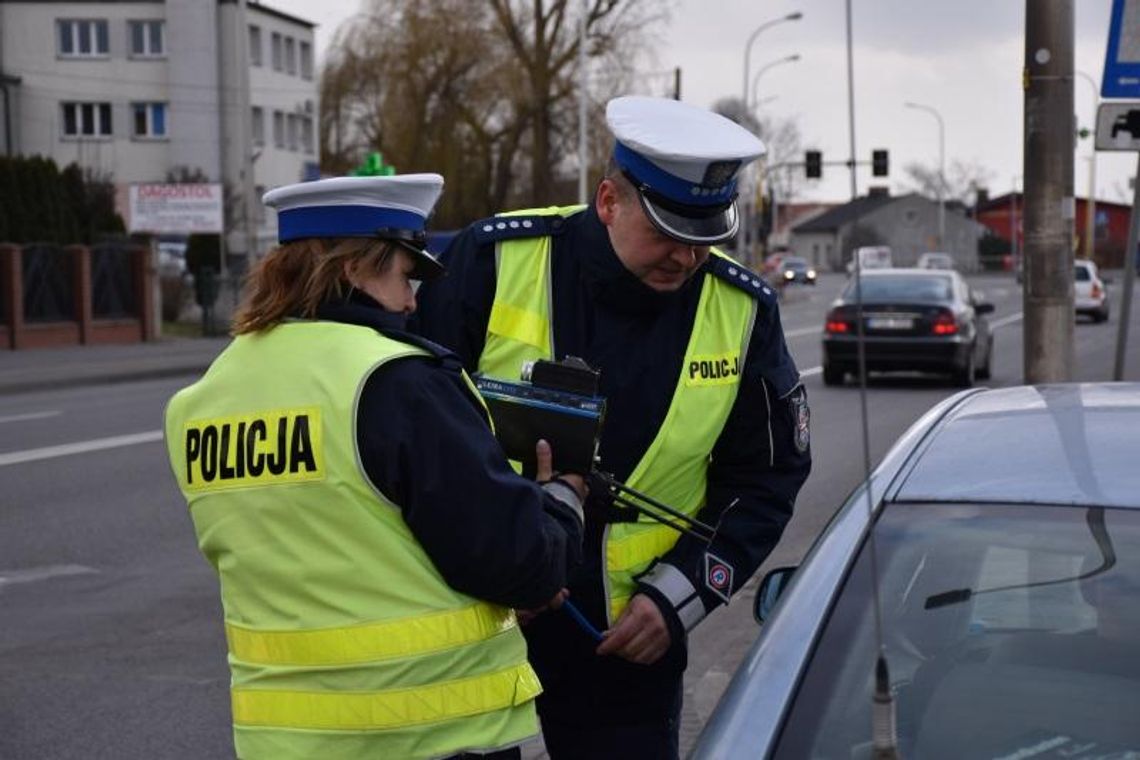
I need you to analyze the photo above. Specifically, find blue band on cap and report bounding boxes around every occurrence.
[612,142,736,207]
[277,205,425,242]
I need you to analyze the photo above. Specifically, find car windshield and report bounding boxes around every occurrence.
[784,257,807,269]
[1075,265,1092,282]
[841,274,953,302]
[773,503,1140,760]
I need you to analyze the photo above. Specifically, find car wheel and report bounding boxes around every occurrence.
[1095,306,1109,323]
[976,338,993,380]
[952,350,975,388]
[823,362,845,386]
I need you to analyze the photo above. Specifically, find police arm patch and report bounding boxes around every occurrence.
[704,551,735,604]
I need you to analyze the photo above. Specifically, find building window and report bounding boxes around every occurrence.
[300,41,313,80]
[131,102,167,138]
[249,25,262,67]
[271,32,283,71]
[286,113,298,151]
[251,107,265,147]
[301,116,314,155]
[273,110,284,148]
[284,37,296,75]
[57,19,109,57]
[61,102,112,137]
[128,20,164,57]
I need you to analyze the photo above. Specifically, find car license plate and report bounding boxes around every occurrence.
[867,316,914,330]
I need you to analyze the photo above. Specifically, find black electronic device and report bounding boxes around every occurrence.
[474,358,606,474]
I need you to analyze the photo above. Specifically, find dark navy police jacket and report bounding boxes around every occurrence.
[412,205,812,646]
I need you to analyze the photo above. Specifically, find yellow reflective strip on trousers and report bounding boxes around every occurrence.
[226,604,517,666]
[604,253,757,622]
[232,662,542,730]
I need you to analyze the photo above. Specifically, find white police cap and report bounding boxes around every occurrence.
[606,96,765,246]
[262,174,445,280]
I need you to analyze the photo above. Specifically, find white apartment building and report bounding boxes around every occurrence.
[0,0,319,257]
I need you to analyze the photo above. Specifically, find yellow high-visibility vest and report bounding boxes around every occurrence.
[478,207,758,623]
[165,321,540,759]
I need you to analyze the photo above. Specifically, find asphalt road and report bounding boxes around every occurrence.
[0,271,1136,759]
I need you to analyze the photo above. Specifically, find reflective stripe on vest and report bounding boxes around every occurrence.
[225,603,517,665]
[479,205,585,380]
[232,662,541,730]
[480,215,757,624]
[164,321,539,758]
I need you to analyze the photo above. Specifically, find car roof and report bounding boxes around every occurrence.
[888,383,1140,509]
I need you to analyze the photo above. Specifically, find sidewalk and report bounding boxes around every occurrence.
[0,336,229,395]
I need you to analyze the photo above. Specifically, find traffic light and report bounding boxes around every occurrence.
[805,150,822,179]
[872,149,889,177]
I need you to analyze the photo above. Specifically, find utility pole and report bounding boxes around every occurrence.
[237,0,258,271]
[577,0,588,204]
[1022,1,1075,383]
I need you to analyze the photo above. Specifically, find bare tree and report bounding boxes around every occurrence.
[902,159,995,206]
[319,0,663,223]
[488,0,662,205]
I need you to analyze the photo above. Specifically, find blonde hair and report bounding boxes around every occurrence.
[232,237,397,334]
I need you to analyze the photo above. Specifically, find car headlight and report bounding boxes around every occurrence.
[807,269,817,279]
[784,271,795,280]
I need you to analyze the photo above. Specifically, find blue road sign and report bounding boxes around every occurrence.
[1103,0,1140,98]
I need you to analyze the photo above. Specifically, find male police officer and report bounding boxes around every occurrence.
[414,97,811,758]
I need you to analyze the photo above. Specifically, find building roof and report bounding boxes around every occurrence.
[976,192,1132,214]
[790,193,896,233]
[224,0,316,29]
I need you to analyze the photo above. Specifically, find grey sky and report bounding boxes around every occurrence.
[271,0,1133,205]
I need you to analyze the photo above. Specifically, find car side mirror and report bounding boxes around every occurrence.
[975,302,995,315]
[754,566,796,624]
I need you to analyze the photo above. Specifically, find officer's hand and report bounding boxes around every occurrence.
[535,439,587,502]
[595,593,671,665]
[516,587,569,626]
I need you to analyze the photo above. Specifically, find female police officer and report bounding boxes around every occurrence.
[164,174,584,760]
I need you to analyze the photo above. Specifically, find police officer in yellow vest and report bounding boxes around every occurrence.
[413,97,812,758]
[164,174,586,760]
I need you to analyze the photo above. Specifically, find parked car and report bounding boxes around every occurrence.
[776,255,817,285]
[822,269,994,387]
[846,245,893,275]
[1075,259,1110,323]
[692,383,1140,760]
[916,251,955,270]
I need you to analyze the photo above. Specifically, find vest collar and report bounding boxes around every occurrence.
[312,294,457,361]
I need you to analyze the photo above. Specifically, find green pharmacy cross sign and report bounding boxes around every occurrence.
[351,152,396,176]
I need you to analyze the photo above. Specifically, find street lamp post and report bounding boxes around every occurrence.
[1075,70,1098,261]
[750,54,800,111]
[739,11,802,265]
[904,101,946,248]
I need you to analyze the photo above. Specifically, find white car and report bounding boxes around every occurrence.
[1074,259,1109,323]
[916,252,955,270]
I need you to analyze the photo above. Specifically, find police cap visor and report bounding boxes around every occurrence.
[633,186,740,246]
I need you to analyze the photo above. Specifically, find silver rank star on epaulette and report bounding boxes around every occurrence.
[472,215,558,245]
[706,255,777,304]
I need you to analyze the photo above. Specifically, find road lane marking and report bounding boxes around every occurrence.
[0,564,98,588]
[990,311,1024,330]
[800,366,822,377]
[0,410,61,424]
[784,326,822,338]
[0,430,163,467]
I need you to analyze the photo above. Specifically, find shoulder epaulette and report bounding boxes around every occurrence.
[471,214,566,245]
[705,255,778,305]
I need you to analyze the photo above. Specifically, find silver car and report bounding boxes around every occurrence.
[693,384,1140,759]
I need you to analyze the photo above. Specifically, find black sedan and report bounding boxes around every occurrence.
[692,383,1140,759]
[822,268,993,387]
